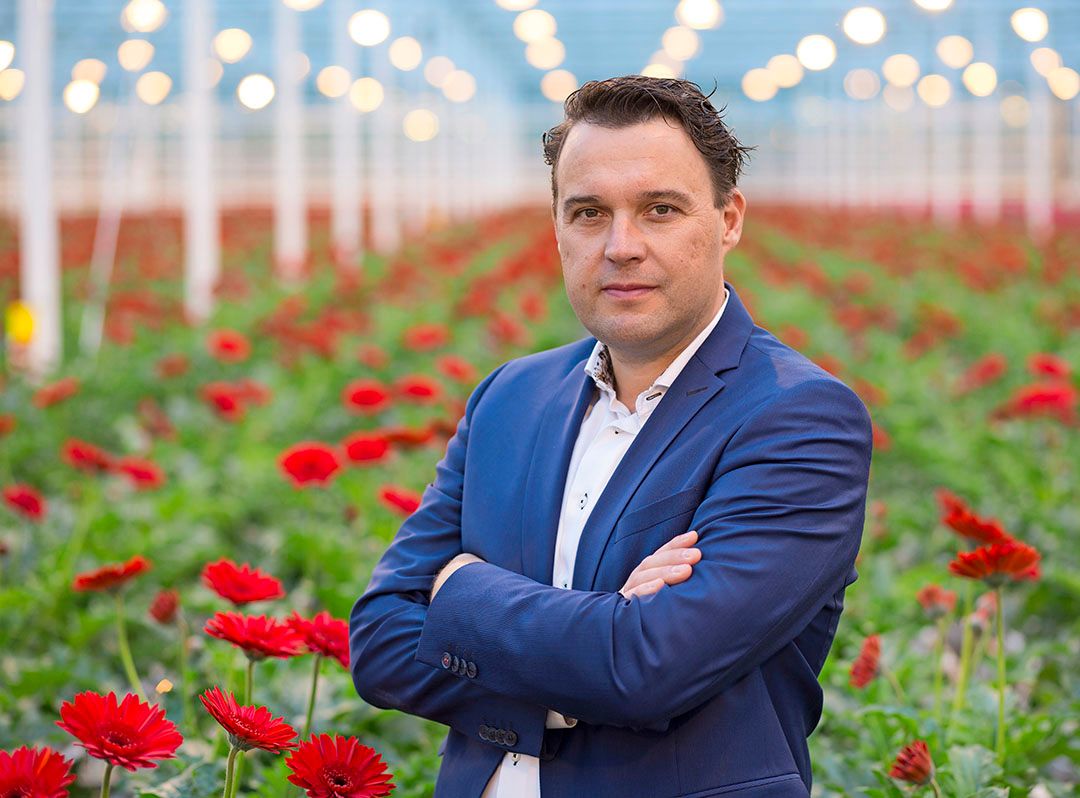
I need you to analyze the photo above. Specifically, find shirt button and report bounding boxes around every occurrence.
[579,492,588,509]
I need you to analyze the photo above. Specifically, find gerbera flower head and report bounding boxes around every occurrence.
[285,734,395,798]
[949,541,1041,587]
[199,687,298,753]
[113,457,166,491]
[204,612,304,660]
[61,439,113,473]
[56,691,182,771]
[3,484,47,522]
[915,584,957,620]
[377,486,421,517]
[73,555,151,593]
[341,380,390,415]
[935,489,1013,545]
[202,559,285,606]
[0,746,76,798]
[888,740,934,785]
[148,589,180,625]
[207,329,252,363]
[278,443,342,488]
[289,611,350,669]
[341,433,390,465]
[394,375,442,403]
[849,634,881,689]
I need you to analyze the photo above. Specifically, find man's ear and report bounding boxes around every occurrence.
[721,189,746,251]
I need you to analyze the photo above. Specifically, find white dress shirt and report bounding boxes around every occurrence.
[481,290,729,798]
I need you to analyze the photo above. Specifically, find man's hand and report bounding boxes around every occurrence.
[619,530,701,599]
[431,553,485,601]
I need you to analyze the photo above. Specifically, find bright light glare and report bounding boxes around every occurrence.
[936,35,973,69]
[424,56,456,87]
[1000,95,1029,127]
[662,26,700,61]
[389,37,423,71]
[282,0,324,9]
[961,62,997,96]
[443,70,477,102]
[642,63,678,79]
[1048,67,1079,101]
[913,0,953,11]
[767,54,803,88]
[842,7,887,45]
[742,68,777,101]
[136,70,172,104]
[317,65,351,98]
[675,0,723,30]
[214,29,253,64]
[844,68,881,99]
[541,69,577,102]
[122,0,167,33]
[72,58,107,84]
[526,38,565,70]
[0,69,26,101]
[349,77,383,112]
[1030,47,1061,77]
[238,73,275,110]
[796,35,836,71]
[513,9,557,42]
[118,39,154,72]
[917,73,951,107]
[882,53,920,87]
[496,0,537,9]
[883,84,914,111]
[1010,8,1048,43]
[403,109,439,142]
[0,41,13,72]
[349,10,390,47]
[63,79,100,113]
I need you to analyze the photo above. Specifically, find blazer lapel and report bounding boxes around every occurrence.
[520,357,595,585]
[572,281,755,591]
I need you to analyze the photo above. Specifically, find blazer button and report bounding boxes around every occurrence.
[479,725,491,741]
[494,729,506,745]
[441,652,451,669]
[451,655,460,673]
[466,661,477,679]
[505,730,518,746]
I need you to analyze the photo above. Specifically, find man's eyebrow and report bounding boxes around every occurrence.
[561,195,601,214]
[639,189,694,205]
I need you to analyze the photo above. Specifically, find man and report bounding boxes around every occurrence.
[350,76,872,798]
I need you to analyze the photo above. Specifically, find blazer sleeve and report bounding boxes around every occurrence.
[414,377,873,730]
[348,363,552,756]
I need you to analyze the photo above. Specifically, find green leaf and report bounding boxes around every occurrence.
[944,745,1001,797]
[139,761,222,798]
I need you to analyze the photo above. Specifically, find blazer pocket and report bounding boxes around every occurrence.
[613,488,701,542]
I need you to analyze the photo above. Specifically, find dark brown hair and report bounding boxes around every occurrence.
[542,75,753,208]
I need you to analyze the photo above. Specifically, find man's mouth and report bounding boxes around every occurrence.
[602,284,655,299]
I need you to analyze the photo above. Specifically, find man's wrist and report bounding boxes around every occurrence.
[431,553,484,600]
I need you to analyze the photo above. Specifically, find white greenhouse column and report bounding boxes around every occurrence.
[931,94,961,226]
[971,93,1002,224]
[274,0,307,283]
[16,0,61,376]
[370,48,400,253]
[1025,77,1053,242]
[183,0,219,322]
[330,0,360,270]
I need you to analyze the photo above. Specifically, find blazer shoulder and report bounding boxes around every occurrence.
[485,336,595,390]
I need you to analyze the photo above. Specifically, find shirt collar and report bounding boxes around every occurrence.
[584,287,730,398]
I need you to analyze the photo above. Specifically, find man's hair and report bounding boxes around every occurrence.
[542,75,754,208]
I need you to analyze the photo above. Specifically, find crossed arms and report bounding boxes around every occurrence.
[349,365,873,755]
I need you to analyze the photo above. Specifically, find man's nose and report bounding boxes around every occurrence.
[603,214,647,265]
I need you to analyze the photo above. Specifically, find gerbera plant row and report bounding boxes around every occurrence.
[0,207,1076,795]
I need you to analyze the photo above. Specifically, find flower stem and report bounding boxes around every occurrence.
[930,777,943,798]
[947,585,975,741]
[881,663,908,706]
[114,592,146,701]
[932,616,947,726]
[994,587,1007,763]
[245,658,254,705]
[303,655,322,740]
[179,615,192,730]
[222,746,240,798]
[100,763,114,798]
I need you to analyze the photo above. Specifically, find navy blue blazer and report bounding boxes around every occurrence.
[350,282,873,798]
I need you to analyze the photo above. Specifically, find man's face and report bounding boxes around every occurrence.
[553,117,744,365]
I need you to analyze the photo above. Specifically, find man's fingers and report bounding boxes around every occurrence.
[621,577,666,599]
[656,529,698,552]
[635,546,701,575]
[624,564,693,592]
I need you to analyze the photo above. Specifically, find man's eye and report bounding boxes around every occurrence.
[653,204,673,215]
[578,208,599,219]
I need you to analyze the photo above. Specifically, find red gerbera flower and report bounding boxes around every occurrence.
[948,541,1041,586]
[285,734,395,798]
[62,439,114,472]
[279,443,342,488]
[994,381,1078,424]
[3,484,47,522]
[0,414,16,436]
[381,425,435,448]
[148,589,180,625]
[113,457,166,490]
[73,555,151,592]
[289,611,350,669]
[436,355,478,384]
[207,329,252,363]
[0,746,76,798]
[202,559,285,605]
[56,691,182,771]
[935,489,1012,545]
[204,612,304,660]
[849,634,880,688]
[915,584,957,620]
[31,377,80,409]
[199,687,298,753]
[356,345,388,369]
[200,382,246,422]
[888,740,934,785]
[341,432,390,465]
[395,375,442,403]
[155,353,190,378]
[1027,352,1070,380]
[377,486,422,517]
[954,352,1007,395]
[402,323,450,352]
[342,380,390,414]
